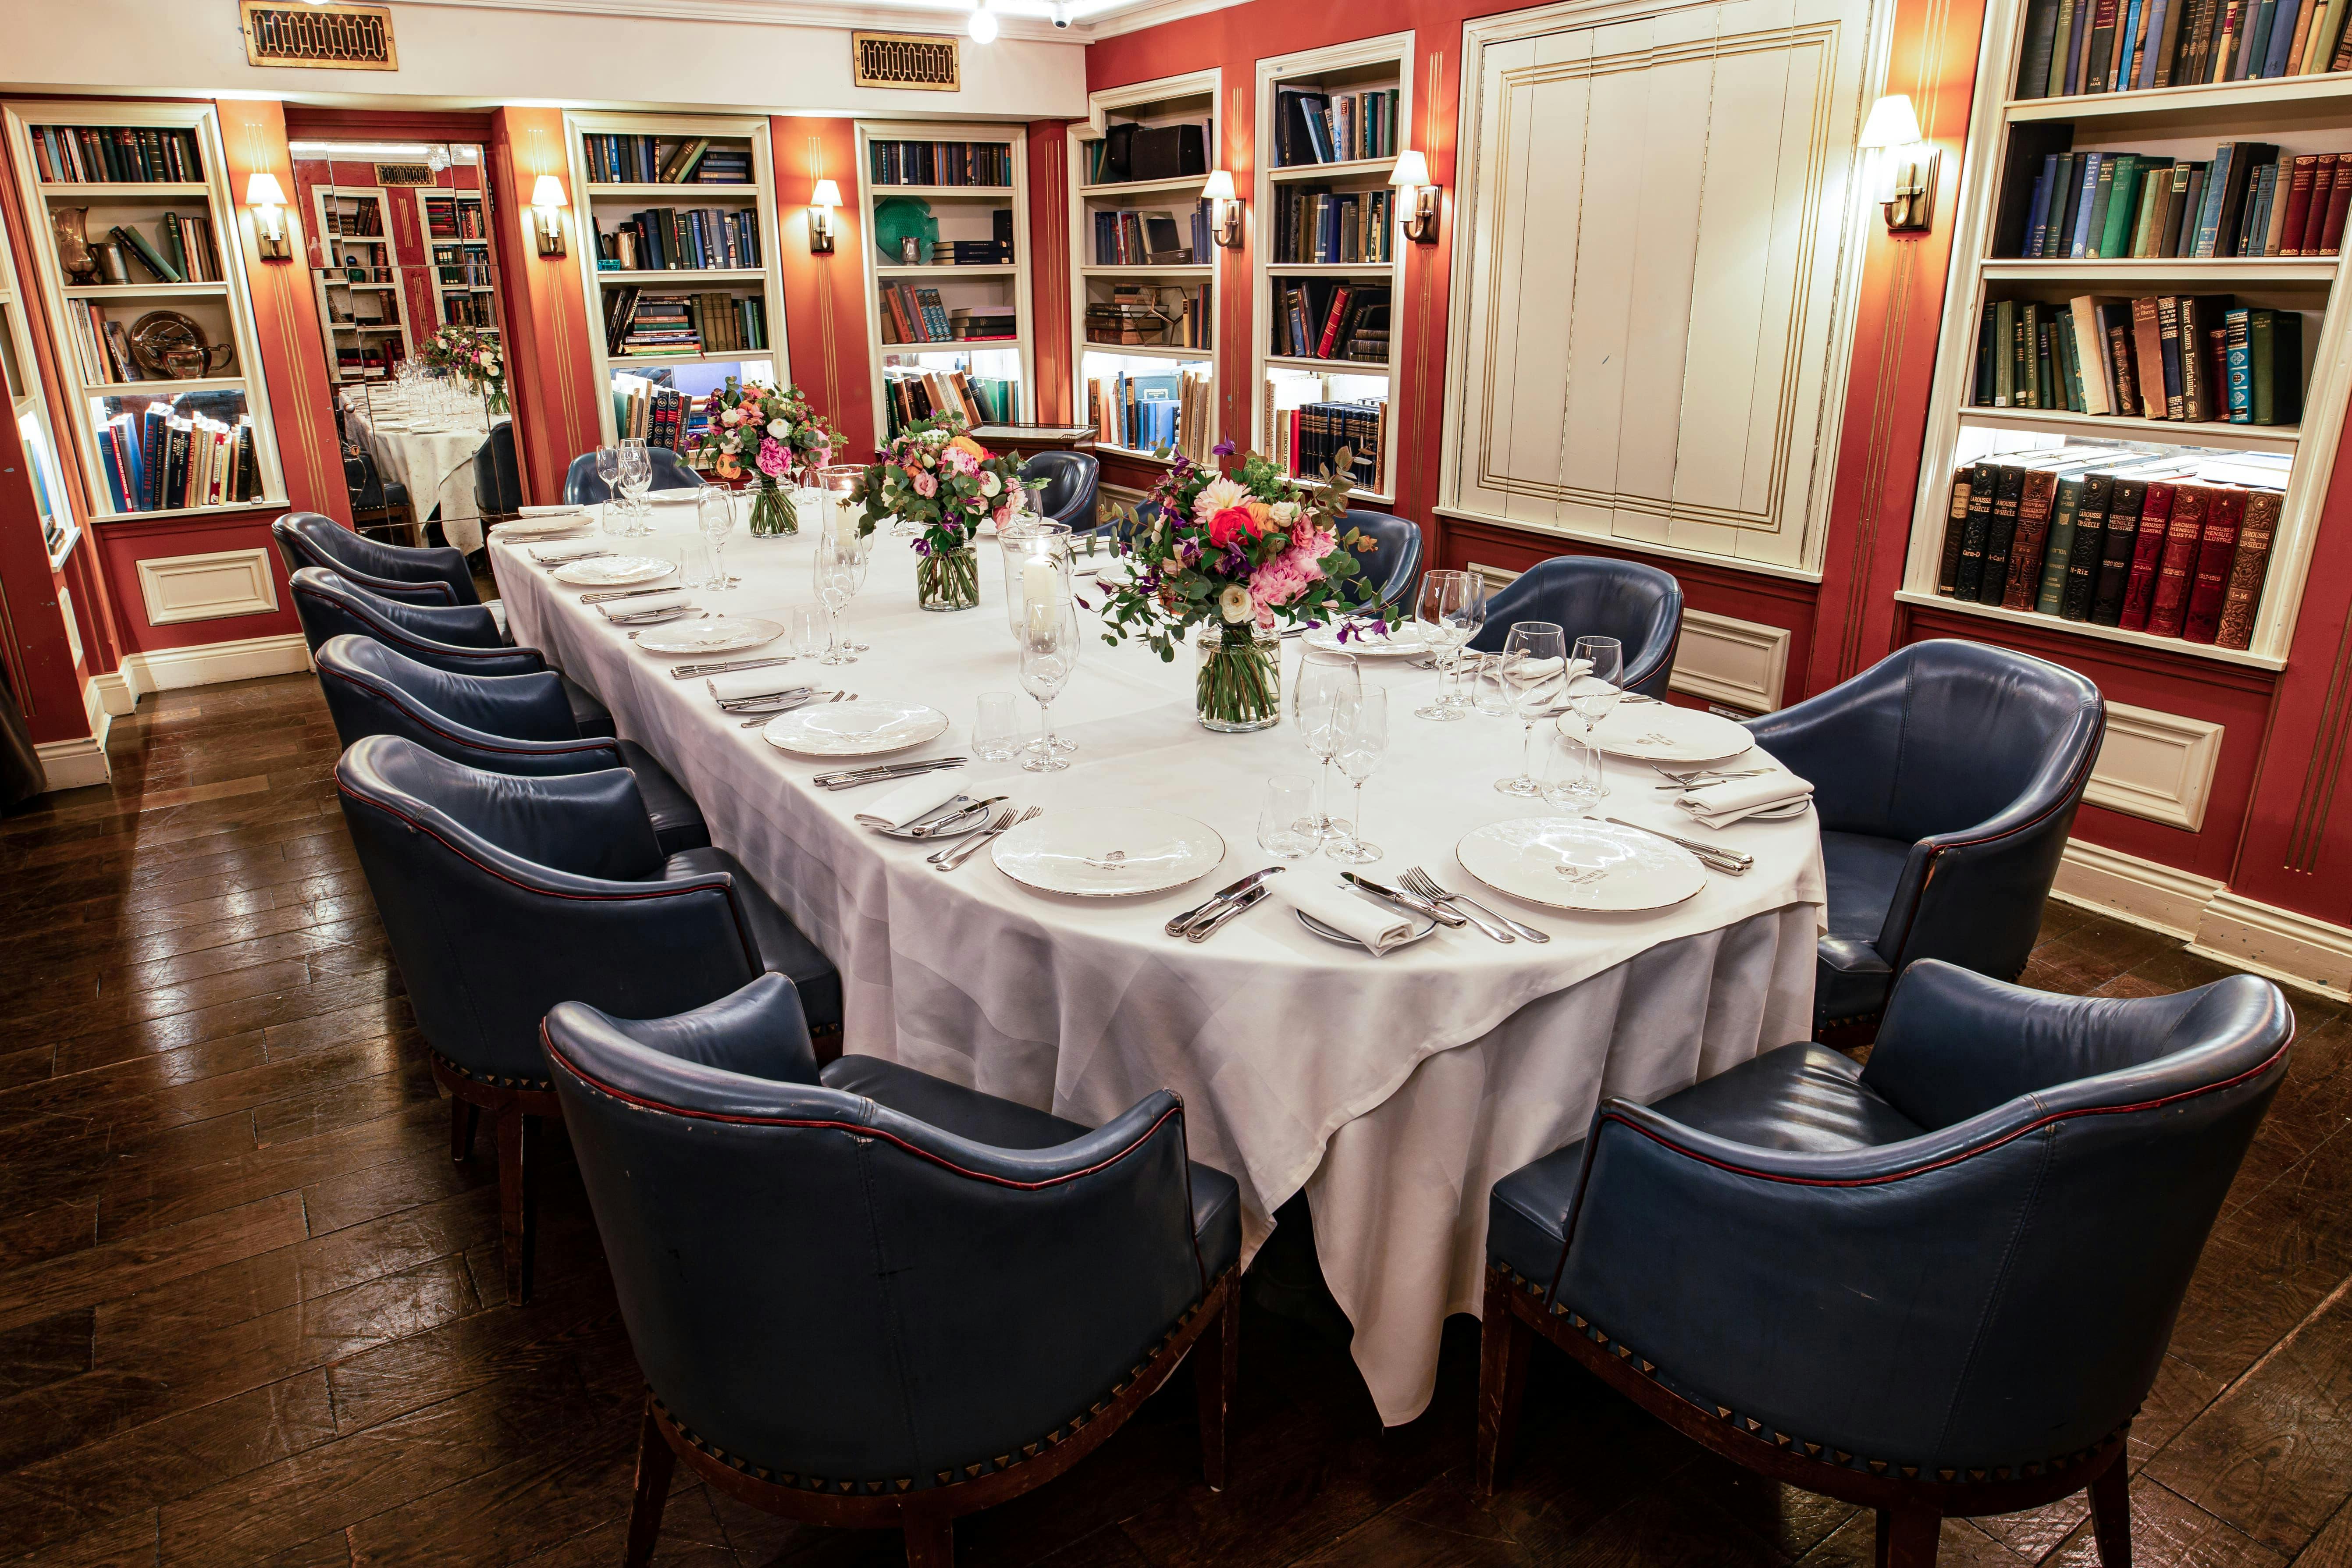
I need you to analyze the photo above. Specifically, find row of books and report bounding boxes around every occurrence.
[1271,186,1396,267]
[594,206,763,273]
[438,294,495,329]
[1083,283,1207,348]
[72,215,222,288]
[422,196,487,240]
[433,244,492,286]
[1273,280,1391,362]
[68,302,173,387]
[1936,453,2282,649]
[1274,399,1384,489]
[602,287,767,356]
[96,408,261,513]
[1971,294,2303,423]
[869,140,1014,188]
[879,283,958,345]
[886,367,1022,437]
[580,135,749,185]
[335,345,399,382]
[1092,204,1210,267]
[324,197,384,238]
[1086,369,1212,462]
[2014,0,2352,96]
[2011,142,2349,259]
[1272,87,1405,167]
[612,380,697,451]
[29,125,203,185]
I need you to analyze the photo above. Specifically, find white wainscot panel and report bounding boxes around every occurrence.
[1669,609,1789,713]
[135,548,280,627]
[2083,701,2223,833]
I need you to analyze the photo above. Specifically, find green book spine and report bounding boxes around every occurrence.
[2039,477,2087,615]
[2100,157,2146,257]
[1996,300,2019,405]
[2086,158,2123,256]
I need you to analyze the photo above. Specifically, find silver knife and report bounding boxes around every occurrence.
[581,584,680,604]
[1603,816,1752,872]
[908,795,1007,838]
[1341,871,1467,927]
[1187,882,1270,941]
[1166,866,1286,938]
[673,656,800,679]
[716,683,819,708]
[816,760,968,790]
[815,756,968,782]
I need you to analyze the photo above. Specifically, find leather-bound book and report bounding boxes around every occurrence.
[2037,475,2090,616]
[2217,489,2281,650]
[2131,299,2170,417]
[1937,466,1974,594]
[1953,461,2007,601]
[1978,466,2031,603]
[2091,477,2150,625]
[2002,468,2064,608]
[2183,486,2247,643]
[2119,481,2178,630]
[2061,472,2116,621]
[2148,483,2211,636]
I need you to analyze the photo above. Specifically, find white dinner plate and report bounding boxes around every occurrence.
[491,514,592,540]
[1297,907,1439,949]
[1302,622,1426,658]
[990,807,1225,899]
[1456,817,1708,913]
[1576,702,1755,764]
[552,555,677,587]
[631,616,784,655]
[761,699,950,759]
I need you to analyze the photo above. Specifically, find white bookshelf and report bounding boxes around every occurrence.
[0,101,286,521]
[1252,33,1415,503]
[1067,71,1222,467]
[0,178,75,565]
[563,112,789,447]
[1904,0,2352,669]
[855,121,1032,441]
[414,187,498,335]
[311,185,413,384]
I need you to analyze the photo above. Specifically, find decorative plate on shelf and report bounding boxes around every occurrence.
[991,807,1225,899]
[631,616,785,656]
[761,699,950,759]
[1455,818,1707,914]
[872,196,938,265]
[552,556,676,587]
[1575,703,1755,765]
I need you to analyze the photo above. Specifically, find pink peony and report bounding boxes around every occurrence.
[913,470,937,498]
[993,503,1013,529]
[943,445,980,476]
[756,437,792,479]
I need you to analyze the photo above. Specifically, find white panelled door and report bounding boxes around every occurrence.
[1442,0,1887,575]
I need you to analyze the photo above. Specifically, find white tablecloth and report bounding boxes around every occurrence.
[346,399,503,554]
[490,516,1826,1423]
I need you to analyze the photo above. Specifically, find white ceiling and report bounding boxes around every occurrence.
[391,0,1250,43]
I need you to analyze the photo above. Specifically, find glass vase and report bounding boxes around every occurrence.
[747,481,798,537]
[1196,623,1283,732]
[918,545,981,612]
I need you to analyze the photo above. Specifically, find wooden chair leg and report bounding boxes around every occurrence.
[495,1102,536,1305]
[1875,1507,1942,1568]
[902,1510,954,1567]
[2089,1457,2132,1568]
[450,1098,480,1163]
[1193,1287,1240,1492]
[623,1395,676,1568]
[1475,1267,1534,1500]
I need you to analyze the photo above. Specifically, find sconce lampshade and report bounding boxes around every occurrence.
[1388,150,1430,190]
[812,178,843,209]
[1200,169,1237,203]
[1858,94,1922,150]
[530,174,569,210]
[245,171,288,208]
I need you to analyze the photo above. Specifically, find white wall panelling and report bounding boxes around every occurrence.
[1669,608,1790,711]
[134,548,281,627]
[2082,701,2224,833]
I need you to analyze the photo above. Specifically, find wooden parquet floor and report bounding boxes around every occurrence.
[3,672,2350,1568]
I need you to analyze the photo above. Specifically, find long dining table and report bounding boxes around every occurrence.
[490,506,1827,1425]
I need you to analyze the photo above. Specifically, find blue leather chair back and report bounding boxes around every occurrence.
[1021,452,1099,532]
[562,447,702,505]
[335,736,763,1082]
[272,512,477,607]
[1561,960,2291,1472]
[543,979,1212,1492]
[1338,509,1423,610]
[314,635,625,779]
[1468,555,1683,698]
[291,567,542,676]
[474,423,524,517]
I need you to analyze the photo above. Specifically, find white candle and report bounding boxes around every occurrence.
[1021,555,1059,613]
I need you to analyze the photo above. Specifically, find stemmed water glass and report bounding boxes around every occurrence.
[593,446,621,532]
[697,485,738,590]
[1560,636,1624,805]
[1494,622,1568,797]
[812,533,858,665]
[1414,570,1484,721]
[1325,687,1389,864]
[840,526,873,652]
[1293,651,1363,842]
[1018,599,1082,773]
[616,439,651,536]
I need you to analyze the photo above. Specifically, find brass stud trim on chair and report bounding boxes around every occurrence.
[936,1471,954,1486]
[1717,1406,1734,1420]
[895,1479,913,1493]
[1868,1460,1889,1475]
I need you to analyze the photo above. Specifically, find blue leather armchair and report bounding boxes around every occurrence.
[1020,451,1099,532]
[1745,640,2104,1033]
[314,634,708,855]
[1337,509,1423,610]
[1478,960,2292,1565]
[342,449,417,546]
[1468,556,1682,699]
[289,568,613,738]
[562,446,703,504]
[273,511,479,607]
[335,736,841,1303]
[475,423,524,519]
[541,975,1243,1567]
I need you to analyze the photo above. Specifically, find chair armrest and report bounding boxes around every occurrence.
[337,565,463,608]
[1742,700,1869,822]
[564,972,818,1086]
[396,641,548,678]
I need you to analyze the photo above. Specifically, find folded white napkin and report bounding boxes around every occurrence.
[853,777,970,831]
[598,590,692,622]
[645,488,701,505]
[707,668,812,704]
[1675,772,1814,829]
[529,540,609,564]
[1265,877,1418,956]
[519,503,585,517]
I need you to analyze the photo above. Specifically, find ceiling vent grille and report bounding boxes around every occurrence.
[241,2,399,71]
[852,32,961,92]
[375,163,433,187]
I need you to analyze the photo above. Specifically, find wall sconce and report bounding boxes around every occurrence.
[530,174,569,257]
[1201,170,1243,249]
[810,178,842,255]
[1389,150,1440,244]
[245,172,293,262]
[1860,94,1937,234]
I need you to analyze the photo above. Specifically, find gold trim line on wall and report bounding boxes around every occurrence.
[240,2,398,70]
[853,32,961,91]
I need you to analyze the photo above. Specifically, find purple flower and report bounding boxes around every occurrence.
[1212,438,1237,458]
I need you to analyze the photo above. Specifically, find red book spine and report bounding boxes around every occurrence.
[2281,156,2321,256]
[1288,408,1302,476]
[2149,484,2210,637]
[2183,487,2245,644]
[1315,285,1352,358]
[2323,161,2352,256]
[2120,482,2175,631]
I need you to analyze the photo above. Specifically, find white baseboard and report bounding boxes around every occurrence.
[2053,838,2352,1000]
[33,736,109,791]
[90,632,312,717]
[2052,839,2223,941]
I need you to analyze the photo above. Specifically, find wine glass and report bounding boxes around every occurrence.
[1325,687,1388,864]
[697,485,738,590]
[840,524,873,653]
[1018,599,1082,773]
[1560,636,1624,805]
[617,439,651,536]
[593,445,621,531]
[1413,570,1480,721]
[1292,651,1363,841]
[812,534,858,665]
[1494,622,1568,797]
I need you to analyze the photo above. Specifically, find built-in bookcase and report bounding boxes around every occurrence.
[0,101,285,521]
[854,121,1033,441]
[312,186,413,384]
[416,188,496,333]
[563,112,788,448]
[1067,71,1221,467]
[1253,34,1414,503]
[1907,0,2352,668]
[0,177,75,564]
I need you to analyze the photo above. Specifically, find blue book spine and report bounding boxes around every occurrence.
[2071,154,2106,256]
[2139,0,2175,83]
[2262,0,2307,73]
[2118,0,2146,80]
[2027,156,2058,255]
[2194,146,2235,256]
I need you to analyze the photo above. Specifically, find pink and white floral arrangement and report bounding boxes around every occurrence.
[691,378,842,535]
[417,324,506,413]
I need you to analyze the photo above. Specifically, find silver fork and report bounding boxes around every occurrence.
[743,691,852,728]
[1401,867,1548,944]
[934,804,1039,870]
